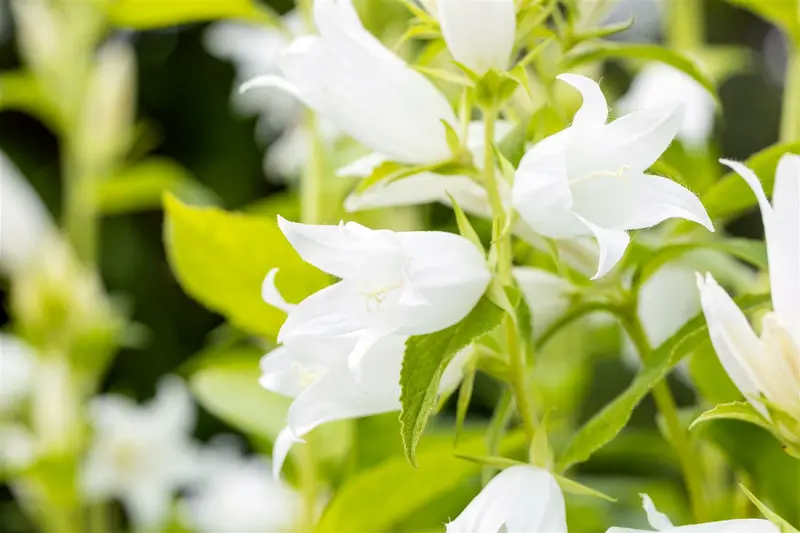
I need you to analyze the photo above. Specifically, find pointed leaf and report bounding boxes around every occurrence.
[553,474,617,502]
[740,484,800,533]
[455,364,476,446]
[453,453,525,469]
[690,401,773,433]
[400,297,504,466]
[163,195,329,340]
[448,193,485,254]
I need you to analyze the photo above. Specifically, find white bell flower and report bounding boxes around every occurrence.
[241,0,457,166]
[180,437,302,533]
[696,155,800,421]
[82,376,201,532]
[446,465,567,533]
[258,324,468,476]
[0,334,35,414]
[607,493,779,532]
[618,64,716,149]
[339,120,514,214]
[435,0,517,75]
[274,218,491,369]
[512,74,714,279]
[0,150,55,275]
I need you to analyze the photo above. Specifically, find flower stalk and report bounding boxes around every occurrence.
[622,311,710,522]
[781,48,800,143]
[481,105,537,442]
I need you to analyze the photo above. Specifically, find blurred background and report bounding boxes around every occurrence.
[0,0,796,531]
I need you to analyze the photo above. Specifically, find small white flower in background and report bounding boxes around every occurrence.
[618,64,716,149]
[433,0,516,75]
[697,155,800,421]
[83,376,200,532]
[513,74,714,279]
[638,265,701,347]
[513,267,576,338]
[261,271,471,475]
[0,334,35,414]
[0,424,35,471]
[339,120,514,214]
[446,465,567,533]
[180,437,302,533]
[273,218,491,370]
[607,493,779,532]
[241,0,457,166]
[0,151,55,276]
[205,13,343,182]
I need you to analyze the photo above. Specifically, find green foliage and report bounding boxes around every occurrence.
[702,142,800,220]
[97,158,218,214]
[105,0,278,29]
[497,118,530,168]
[740,484,800,533]
[555,293,771,473]
[690,401,772,433]
[726,0,800,45]
[188,346,290,443]
[162,195,329,340]
[400,297,504,466]
[566,43,719,102]
[0,71,59,130]
[317,431,527,532]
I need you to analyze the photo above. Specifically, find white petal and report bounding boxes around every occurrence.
[262,268,296,314]
[640,494,674,531]
[259,340,345,398]
[569,102,684,178]
[124,482,171,532]
[446,466,567,533]
[513,267,575,336]
[239,73,302,99]
[557,74,609,127]
[150,376,195,436]
[696,272,768,416]
[277,216,405,281]
[395,231,491,334]
[670,521,779,532]
[336,152,388,178]
[344,173,487,214]
[0,334,35,413]
[574,214,630,279]
[756,314,800,415]
[313,0,402,65]
[271,426,303,479]
[437,0,516,75]
[277,18,456,164]
[570,173,713,232]
[769,153,800,339]
[0,151,54,274]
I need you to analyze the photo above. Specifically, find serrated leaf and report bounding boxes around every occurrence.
[633,238,767,288]
[690,401,772,432]
[555,293,771,472]
[566,42,718,103]
[162,195,329,340]
[188,348,291,442]
[740,483,800,533]
[400,297,505,466]
[701,142,800,220]
[97,158,218,214]
[317,431,527,532]
[106,0,277,28]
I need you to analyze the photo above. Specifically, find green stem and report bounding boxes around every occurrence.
[781,48,800,143]
[624,314,710,522]
[482,389,515,485]
[301,110,327,225]
[63,146,98,265]
[481,106,537,442]
[299,440,320,531]
[666,0,704,51]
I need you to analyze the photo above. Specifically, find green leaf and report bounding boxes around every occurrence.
[701,141,800,220]
[0,71,60,130]
[553,474,617,502]
[740,483,800,533]
[415,66,474,87]
[454,364,476,446]
[400,297,505,466]
[355,161,420,193]
[317,431,527,533]
[529,416,554,469]
[97,158,218,214]
[448,194,485,254]
[633,238,768,288]
[106,0,277,29]
[555,293,772,472]
[189,347,291,442]
[163,195,329,340]
[566,42,718,102]
[453,453,524,469]
[497,118,530,168]
[690,401,773,432]
[726,0,800,45]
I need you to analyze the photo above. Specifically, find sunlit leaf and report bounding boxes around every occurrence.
[690,401,772,433]
[726,0,800,45]
[400,297,504,466]
[106,0,278,28]
[740,483,800,532]
[163,195,329,340]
